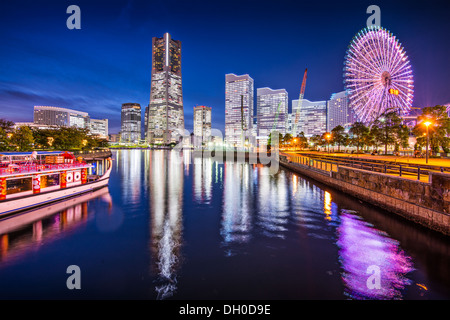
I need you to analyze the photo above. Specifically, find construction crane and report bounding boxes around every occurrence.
[292,68,308,137]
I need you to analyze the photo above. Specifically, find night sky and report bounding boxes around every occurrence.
[0,0,449,134]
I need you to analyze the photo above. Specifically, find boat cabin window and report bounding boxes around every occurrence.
[6,177,32,195]
[41,174,60,188]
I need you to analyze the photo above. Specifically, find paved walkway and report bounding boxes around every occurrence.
[286,151,450,168]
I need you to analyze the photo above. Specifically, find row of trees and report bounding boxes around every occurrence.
[270,105,450,154]
[0,119,109,152]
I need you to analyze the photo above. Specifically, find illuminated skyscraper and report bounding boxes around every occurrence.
[121,103,141,143]
[256,87,288,145]
[326,91,356,131]
[225,74,254,147]
[146,33,184,144]
[293,98,327,137]
[193,105,212,146]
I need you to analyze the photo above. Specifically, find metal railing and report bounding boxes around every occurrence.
[281,153,449,182]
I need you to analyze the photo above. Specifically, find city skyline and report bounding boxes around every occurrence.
[0,0,449,134]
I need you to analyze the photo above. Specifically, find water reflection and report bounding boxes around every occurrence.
[193,156,212,204]
[148,150,183,300]
[221,161,254,255]
[256,166,289,238]
[117,149,142,205]
[0,187,111,265]
[337,210,414,299]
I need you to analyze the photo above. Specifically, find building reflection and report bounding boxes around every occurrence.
[193,156,212,204]
[117,149,142,204]
[256,166,289,238]
[0,187,111,265]
[337,210,414,299]
[221,161,254,255]
[148,150,184,300]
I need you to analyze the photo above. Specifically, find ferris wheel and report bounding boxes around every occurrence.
[344,26,414,124]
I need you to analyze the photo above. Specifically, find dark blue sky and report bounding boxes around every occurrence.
[0,0,449,133]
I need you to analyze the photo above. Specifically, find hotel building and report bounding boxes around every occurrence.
[326,91,355,131]
[256,87,288,145]
[292,99,327,137]
[225,74,254,147]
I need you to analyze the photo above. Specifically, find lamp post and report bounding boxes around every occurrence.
[424,121,432,164]
[326,133,331,153]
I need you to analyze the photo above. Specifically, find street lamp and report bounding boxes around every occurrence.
[326,133,331,153]
[424,121,432,164]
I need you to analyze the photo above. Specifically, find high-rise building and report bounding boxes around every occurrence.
[256,87,288,144]
[225,74,254,147]
[121,103,141,143]
[33,106,89,128]
[326,91,355,131]
[293,99,327,137]
[146,33,184,144]
[193,105,212,146]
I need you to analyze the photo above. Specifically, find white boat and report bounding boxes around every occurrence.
[0,152,112,216]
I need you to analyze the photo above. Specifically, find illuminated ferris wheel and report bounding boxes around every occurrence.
[344,26,414,124]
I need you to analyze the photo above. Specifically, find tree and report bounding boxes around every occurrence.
[268,131,283,149]
[412,105,450,154]
[349,122,370,152]
[331,125,349,152]
[11,126,34,151]
[282,133,293,147]
[309,134,322,151]
[371,110,405,154]
[0,119,15,151]
[295,131,309,150]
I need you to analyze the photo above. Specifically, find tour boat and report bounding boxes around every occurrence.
[0,151,112,216]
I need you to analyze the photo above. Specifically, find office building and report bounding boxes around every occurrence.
[193,105,212,146]
[34,106,89,128]
[293,99,327,137]
[326,91,357,131]
[225,73,254,147]
[146,33,184,144]
[121,103,141,143]
[33,106,108,137]
[256,87,288,144]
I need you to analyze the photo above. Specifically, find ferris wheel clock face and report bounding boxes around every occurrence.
[344,26,414,124]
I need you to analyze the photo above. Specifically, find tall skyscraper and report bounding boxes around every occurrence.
[121,103,141,143]
[293,99,327,137]
[225,74,254,147]
[326,91,355,131]
[146,33,184,144]
[256,87,288,145]
[193,105,212,146]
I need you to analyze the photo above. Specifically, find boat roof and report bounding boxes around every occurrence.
[0,151,65,156]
